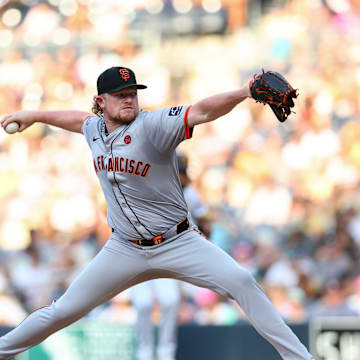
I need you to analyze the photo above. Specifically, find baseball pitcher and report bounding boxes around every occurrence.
[0,66,313,360]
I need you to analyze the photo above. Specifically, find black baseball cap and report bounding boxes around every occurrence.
[97,66,147,95]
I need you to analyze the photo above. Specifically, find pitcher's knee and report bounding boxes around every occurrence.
[50,302,85,328]
[233,267,256,288]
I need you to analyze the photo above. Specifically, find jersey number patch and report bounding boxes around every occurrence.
[169,106,183,116]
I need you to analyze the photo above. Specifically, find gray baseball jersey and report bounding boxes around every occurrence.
[82,106,191,240]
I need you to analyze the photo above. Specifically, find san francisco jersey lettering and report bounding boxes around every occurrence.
[93,156,150,177]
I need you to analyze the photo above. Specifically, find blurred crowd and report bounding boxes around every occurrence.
[2,0,360,328]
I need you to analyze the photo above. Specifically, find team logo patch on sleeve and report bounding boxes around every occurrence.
[168,106,183,116]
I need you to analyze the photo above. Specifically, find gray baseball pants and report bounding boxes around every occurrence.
[0,229,314,360]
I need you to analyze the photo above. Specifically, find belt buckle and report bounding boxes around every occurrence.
[153,235,163,245]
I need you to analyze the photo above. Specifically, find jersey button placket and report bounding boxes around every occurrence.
[121,206,148,238]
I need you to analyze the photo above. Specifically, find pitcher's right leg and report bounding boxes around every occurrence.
[154,230,315,360]
[0,238,149,360]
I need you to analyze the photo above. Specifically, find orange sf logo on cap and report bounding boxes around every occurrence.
[119,69,130,81]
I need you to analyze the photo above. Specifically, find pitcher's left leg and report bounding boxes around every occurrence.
[154,231,314,360]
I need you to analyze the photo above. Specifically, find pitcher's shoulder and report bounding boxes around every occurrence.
[83,114,102,128]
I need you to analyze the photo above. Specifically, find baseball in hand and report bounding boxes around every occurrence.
[5,122,20,134]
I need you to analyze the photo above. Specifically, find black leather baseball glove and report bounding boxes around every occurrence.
[249,70,298,122]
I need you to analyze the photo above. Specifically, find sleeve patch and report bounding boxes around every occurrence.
[168,106,183,116]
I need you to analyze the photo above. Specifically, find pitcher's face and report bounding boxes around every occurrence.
[97,86,139,124]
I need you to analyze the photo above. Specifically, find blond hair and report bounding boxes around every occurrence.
[91,95,103,116]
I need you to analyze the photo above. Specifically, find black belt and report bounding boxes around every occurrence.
[112,217,189,246]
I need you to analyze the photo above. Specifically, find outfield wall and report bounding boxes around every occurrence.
[1,322,309,360]
[7,318,360,360]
